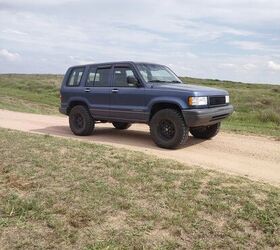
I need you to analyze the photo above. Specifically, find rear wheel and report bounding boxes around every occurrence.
[190,122,220,139]
[112,122,131,130]
[150,109,188,149]
[69,105,94,136]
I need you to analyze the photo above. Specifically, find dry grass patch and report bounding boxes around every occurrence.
[0,128,279,249]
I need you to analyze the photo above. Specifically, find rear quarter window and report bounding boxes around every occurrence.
[66,67,85,86]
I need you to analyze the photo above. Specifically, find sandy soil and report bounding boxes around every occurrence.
[0,109,279,185]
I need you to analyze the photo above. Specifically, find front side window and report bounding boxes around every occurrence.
[136,63,181,83]
[113,67,137,87]
[67,67,84,86]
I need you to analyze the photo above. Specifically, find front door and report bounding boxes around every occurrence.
[110,64,147,122]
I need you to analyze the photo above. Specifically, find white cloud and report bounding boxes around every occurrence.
[69,56,95,65]
[0,49,21,61]
[243,63,257,70]
[0,0,79,6]
[2,28,27,36]
[1,29,27,36]
[0,0,280,83]
[219,62,257,72]
[268,61,280,71]
[229,41,266,51]
[219,63,237,69]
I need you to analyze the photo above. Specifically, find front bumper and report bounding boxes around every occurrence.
[182,105,234,127]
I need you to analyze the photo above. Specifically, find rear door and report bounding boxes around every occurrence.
[110,63,147,122]
[84,65,113,119]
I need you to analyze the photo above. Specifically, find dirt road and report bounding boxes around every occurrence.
[0,109,279,185]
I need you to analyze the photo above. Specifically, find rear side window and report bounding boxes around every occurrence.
[86,67,96,87]
[67,67,84,86]
[90,67,111,87]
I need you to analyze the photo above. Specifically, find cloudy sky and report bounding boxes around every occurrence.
[0,0,280,83]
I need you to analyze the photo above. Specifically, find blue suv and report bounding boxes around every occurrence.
[60,61,233,149]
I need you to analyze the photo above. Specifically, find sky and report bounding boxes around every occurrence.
[0,0,280,84]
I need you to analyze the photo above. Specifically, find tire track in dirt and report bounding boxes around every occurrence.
[0,109,279,185]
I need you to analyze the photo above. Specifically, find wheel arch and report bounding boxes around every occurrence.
[67,99,89,115]
[148,99,185,121]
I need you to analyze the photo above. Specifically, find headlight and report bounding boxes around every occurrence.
[188,96,208,106]
[225,95,230,103]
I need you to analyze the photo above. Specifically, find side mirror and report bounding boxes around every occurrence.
[127,76,140,87]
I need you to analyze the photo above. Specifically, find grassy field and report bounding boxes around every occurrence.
[0,74,62,115]
[0,128,279,249]
[0,74,279,137]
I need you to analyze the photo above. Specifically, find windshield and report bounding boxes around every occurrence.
[136,63,182,83]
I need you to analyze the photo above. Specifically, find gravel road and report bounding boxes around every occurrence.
[0,109,279,185]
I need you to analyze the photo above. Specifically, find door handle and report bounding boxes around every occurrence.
[84,88,91,92]
[112,89,119,93]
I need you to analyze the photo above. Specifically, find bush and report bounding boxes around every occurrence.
[257,110,280,125]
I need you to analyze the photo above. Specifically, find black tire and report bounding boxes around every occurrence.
[190,122,220,139]
[69,105,94,136]
[150,109,188,149]
[112,122,131,130]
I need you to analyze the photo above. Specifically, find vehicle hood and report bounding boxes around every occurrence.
[151,83,228,96]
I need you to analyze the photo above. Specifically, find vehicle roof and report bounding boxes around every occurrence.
[69,61,164,68]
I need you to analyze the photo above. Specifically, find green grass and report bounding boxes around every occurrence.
[0,74,279,137]
[0,128,279,249]
[0,74,62,114]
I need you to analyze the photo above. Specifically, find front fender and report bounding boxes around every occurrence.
[147,97,187,112]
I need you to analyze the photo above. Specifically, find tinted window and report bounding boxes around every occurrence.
[86,67,96,87]
[67,67,84,86]
[113,67,137,87]
[93,68,111,87]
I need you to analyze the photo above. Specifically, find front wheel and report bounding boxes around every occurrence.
[190,122,220,139]
[69,105,95,136]
[150,109,188,149]
[112,122,131,130]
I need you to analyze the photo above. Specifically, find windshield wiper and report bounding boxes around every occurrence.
[148,80,181,83]
[169,80,181,83]
[148,80,166,83]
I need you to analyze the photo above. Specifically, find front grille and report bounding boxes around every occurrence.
[209,96,226,106]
